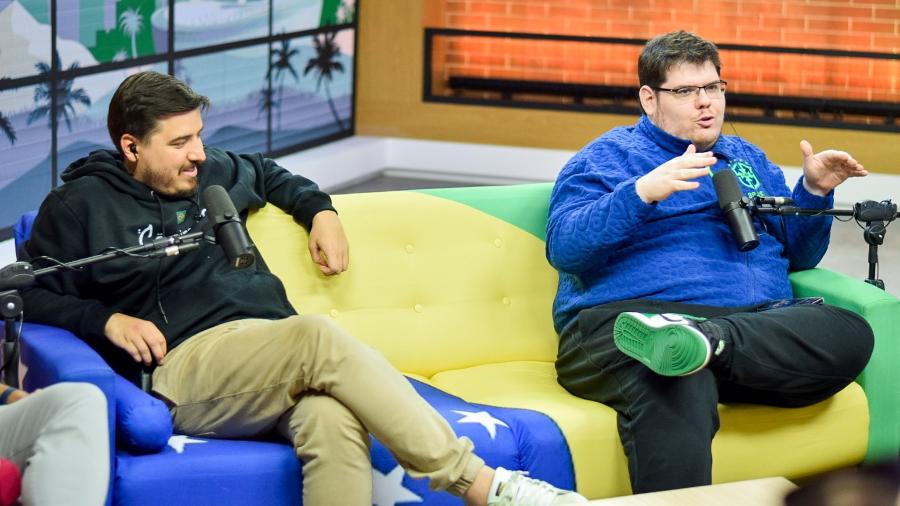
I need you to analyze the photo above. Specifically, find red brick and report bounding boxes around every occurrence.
[450,38,490,55]
[854,0,900,5]
[873,7,900,20]
[852,19,898,33]
[671,11,705,30]
[444,1,469,13]
[508,3,550,17]
[806,17,852,32]
[585,59,636,74]
[508,54,545,69]
[735,27,783,44]
[469,2,509,15]
[782,30,837,47]
[872,34,900,48]
[850,74,894,88]
[564,19,611,36]
[739,1,786,16]
[548,4,591,18]
[609,20,655,38]
[785,4,874,19]
[871,90,900,101]
[759,15,806,30]
[445,53,467,65]
[840,59,876,76]
[469,53,508,67]
[739,82,783,94]
[448,13,490,28]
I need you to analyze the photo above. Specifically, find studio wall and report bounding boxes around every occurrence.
[355,0,898,178]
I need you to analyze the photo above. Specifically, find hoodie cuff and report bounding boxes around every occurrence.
[80,304,117,344]
[294,196,337,230]
[793,176,834,209]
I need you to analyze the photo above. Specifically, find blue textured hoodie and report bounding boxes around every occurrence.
[546,115,833,334]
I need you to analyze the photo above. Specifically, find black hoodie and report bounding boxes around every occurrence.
[21,147,335,382]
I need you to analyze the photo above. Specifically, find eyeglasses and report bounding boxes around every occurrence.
[653,80,727,100]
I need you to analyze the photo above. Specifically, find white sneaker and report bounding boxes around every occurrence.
[486,467,588,505]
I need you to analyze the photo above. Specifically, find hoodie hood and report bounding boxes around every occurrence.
[61,149,164,201]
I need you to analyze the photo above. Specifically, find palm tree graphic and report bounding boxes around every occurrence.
[0,112,16,145]
[304,31,346,131]
[119,7,144,59]
[257,85,278,120]
[267,38,300,131]
[28,51,92,132]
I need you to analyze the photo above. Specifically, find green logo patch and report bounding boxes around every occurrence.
[176,210,187,224]
[730,160,761,190]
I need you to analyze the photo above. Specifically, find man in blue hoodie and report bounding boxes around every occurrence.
[547,31,874,493]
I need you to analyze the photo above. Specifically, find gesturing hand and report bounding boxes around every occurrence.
[635,144,717,204]
[800,140,867,196]
[308,210,349,275]
[104,313,168,366]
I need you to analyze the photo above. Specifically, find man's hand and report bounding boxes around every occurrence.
[635,144,716,204]
[800,140,867,196]
[308,210,349,275]
[104,313,167,366]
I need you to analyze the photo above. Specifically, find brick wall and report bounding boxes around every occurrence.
[436,0,899,103]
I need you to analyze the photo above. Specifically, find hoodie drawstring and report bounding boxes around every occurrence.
[151,191,170,325]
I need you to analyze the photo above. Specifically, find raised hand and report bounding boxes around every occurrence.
[635,144,717,204]
[800,139,867,196]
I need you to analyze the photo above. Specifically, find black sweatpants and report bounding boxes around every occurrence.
[555,299,874,494]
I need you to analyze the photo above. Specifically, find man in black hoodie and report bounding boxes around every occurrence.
[20,71,586,506]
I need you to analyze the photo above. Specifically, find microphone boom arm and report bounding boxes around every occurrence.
[0,230,209,388]
[749,198,898,290]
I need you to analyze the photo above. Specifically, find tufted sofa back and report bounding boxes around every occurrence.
[247,183,560,377]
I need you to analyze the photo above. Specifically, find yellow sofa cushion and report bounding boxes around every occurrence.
[430,361,867,498]
[248,191,559,377]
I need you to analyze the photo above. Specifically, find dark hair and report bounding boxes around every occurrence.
[638,31,721,88]
[107,71,210,153]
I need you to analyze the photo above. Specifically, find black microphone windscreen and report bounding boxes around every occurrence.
[202,185,237,220]
[713,170,743,209]
[201,185,256,269]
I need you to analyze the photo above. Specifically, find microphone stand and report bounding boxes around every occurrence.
[748,198,898,290]
[0,231,209,388]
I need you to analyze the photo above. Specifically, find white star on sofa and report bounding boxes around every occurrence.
[372,465,422,506]
[451,410,510,440]
[167,435,207,454]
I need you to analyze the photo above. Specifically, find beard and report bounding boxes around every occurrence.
[140,165,199,199]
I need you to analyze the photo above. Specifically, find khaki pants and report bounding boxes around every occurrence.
[152,315,483,505]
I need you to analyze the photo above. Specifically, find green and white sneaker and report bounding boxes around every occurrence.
[487,467,588,505]
[613,312,712,376]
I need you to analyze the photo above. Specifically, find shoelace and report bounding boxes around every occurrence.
[496,472,566,506]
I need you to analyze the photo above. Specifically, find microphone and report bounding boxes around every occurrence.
[202,185,256,269]
[713,170,760,252]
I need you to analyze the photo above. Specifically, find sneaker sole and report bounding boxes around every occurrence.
[613,313,711,376]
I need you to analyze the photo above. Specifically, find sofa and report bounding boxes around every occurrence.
[15,182,899,504]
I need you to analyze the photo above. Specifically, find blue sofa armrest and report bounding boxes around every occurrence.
[19,323,172,453]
